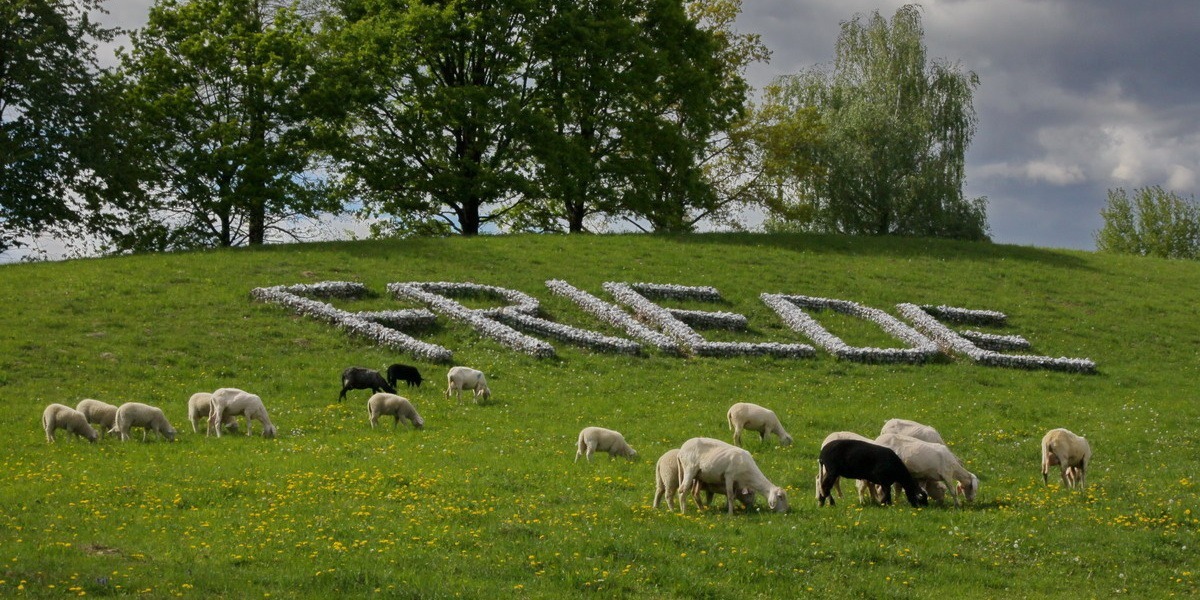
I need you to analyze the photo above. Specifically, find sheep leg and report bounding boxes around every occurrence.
[732,426,742,447]
[817,469,838,507]
[724,477,736,515]
[678,468,699,515]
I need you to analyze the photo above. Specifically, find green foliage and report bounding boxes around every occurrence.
[1,233,1198,596]
[0,0,122,253]
[754,5,989,241]
[115,0,336,250]
[1096,186,1200,259]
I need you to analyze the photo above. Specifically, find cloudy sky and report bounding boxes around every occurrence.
[94,0,1200,251]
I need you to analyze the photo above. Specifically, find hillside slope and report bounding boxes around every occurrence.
[1,233,1197,597]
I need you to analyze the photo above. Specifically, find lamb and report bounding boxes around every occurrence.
[653,448,755,511]
[726,402,793,446]
[187,392,239,435]
[386,363,425,388]
[339,366,396,402]
[210,388,277,438]
[817,431,878,503]
[75,398,118,439]
[367,393,425,429]
[575,426,637,462]
[42,403,98,443]
[676,437,788,515]
[875,433,979,507]
[1041,428,1091,489]
[112,402,177,442]
[880,418,946,445]
[817,439,928,508]
[445,366,491,403]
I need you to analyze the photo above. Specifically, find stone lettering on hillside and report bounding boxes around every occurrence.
[251,281,1096,373]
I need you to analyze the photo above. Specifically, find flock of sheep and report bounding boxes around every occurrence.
[42,361,1092,514]
[41,387,278,443]
[573,396,1091,514]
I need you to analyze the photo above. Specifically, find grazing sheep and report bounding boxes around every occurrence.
[817,431,878,503]
[386,363,425,388]
[817,439,927,508]
[653,448,755,511]
[186,392,239,435]
[880,418,946,445]
[210,388,276,438]
[445,366,491,403]
[75,398,118,439]
[43,403,98,443]
[367,393,425,430]
[727,402,793,446]
[112,402,177,442]
[875,433,979,507]
[1041,428,1091,489]
[339,366,396,402]
[575,426,637,462]
[676,437,788,515]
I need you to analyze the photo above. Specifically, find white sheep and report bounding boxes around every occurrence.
[1041,428,1091,489]
[445,366,491,403]
[575,426,637,462]
[210,388,276,438]
[367,393,425,429]
[727,402,793,446]
[43,403,98,443]
[880,418,946,445]
[112,402,177,442]
[75,398,118,439]
[186,392,239,435]
[676,437,788,515]
[653,448,754,511]
[875,433,979,507]
[817,431,879,503]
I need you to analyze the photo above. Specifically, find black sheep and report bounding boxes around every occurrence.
[817,439,928,508]
[386,363,425,388]
[339,366,396,402]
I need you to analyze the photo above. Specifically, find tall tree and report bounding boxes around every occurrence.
[117,0,333,250]
[1096,186,1199,259]
[0,0,119,254]
[316,0,537,236]
[757,5,988,240]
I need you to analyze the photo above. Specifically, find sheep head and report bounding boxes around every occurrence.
[767,487,788,512]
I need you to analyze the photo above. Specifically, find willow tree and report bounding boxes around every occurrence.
[760,4,988,240]
[1096,186,1199,259]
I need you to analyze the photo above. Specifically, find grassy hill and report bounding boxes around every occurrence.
[1,232,1197,598]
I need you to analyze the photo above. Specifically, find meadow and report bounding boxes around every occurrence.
[0,232,1196,598]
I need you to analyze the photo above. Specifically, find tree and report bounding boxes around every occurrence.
[117,0,334,250]
[0,0,120,254]
[755,4,988,241]
[1096,186,1199,259]
[316,0,538,237]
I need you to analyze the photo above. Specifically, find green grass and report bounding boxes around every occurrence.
[1,232,1197,598]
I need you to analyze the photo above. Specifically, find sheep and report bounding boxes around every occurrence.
[817,439,928,508]
[367,393,425,430]
[880,418,946,445]
[386,363,425,388]
[112,402,177,442]
[653,448,755,511]
[727,402,793,447]
[445,366,491,403]
[75,398,118,439]
[210,388,277,438]
[1041,428,1091,489]
[875,433,979,507]
[575,426,637,462]
[816,431,878,503]
[186,392,239,435]
[339,366,396,402]
[676,437,788,515]
[42,403,98,443]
